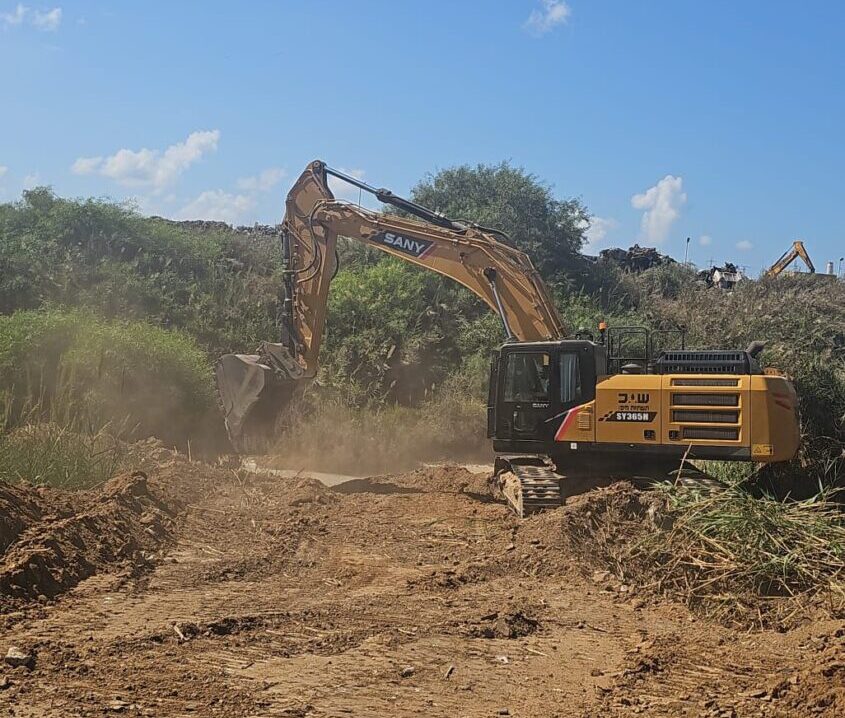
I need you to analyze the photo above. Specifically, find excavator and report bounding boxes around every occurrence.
[765,240,815,277]
[216,161,801,516]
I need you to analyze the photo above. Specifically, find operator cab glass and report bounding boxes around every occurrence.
[503,352,550,403]
[489,341,600,450]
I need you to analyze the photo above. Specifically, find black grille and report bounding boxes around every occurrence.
[672,410,739,424]
[655,350,751,375]
[671,378,739,387]
[683,427,739,441]
[672,393,739,407]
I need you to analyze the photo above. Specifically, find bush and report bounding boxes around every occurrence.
[0,309,219,450]
[0,189,282,357]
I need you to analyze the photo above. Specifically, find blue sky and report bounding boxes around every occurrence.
[1,1,843,275]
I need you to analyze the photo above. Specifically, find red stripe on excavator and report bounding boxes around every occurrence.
[554,405,584,442]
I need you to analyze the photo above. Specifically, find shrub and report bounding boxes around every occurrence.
[0,309,219,450]
[639,481,845,625]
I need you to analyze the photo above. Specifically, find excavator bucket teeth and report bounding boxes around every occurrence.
[215,353,298,451]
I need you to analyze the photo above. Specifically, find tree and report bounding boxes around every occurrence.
[408,162,589,279]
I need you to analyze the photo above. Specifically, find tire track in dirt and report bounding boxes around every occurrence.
[1,455,842,717]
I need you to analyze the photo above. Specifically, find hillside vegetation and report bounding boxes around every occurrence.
[0,173,843,496]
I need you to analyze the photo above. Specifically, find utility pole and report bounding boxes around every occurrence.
[684,237,690,264]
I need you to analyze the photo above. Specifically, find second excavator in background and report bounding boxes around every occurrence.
[766,240,816,277]
[216,161,801,516]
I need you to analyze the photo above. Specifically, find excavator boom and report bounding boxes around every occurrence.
[765,240,816,277]
[216,160,565,446]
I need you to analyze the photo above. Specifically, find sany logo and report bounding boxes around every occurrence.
[373,231,434,258]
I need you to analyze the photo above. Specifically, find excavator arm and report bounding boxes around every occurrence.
[216,160,565,446]
[765,240,816,277]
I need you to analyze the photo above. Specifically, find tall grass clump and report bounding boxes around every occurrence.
[0,423,125,489]
[0,309,220,453]
[638,481,845,626]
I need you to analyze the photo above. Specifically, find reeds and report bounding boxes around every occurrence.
[637,481,845,625]
[0,366,129,489]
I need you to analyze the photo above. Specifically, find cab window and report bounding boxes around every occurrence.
[560,353,582,404]
[503,352,550,403]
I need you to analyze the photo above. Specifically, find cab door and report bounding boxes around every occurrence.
[495,349,557,442]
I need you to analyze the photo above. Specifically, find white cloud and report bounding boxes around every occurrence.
[236,167,285,192]
[22,172,40,189]
[582,216,619,251]
[1,3,27,27]
[2,5,62,31]
[736,240,753,251]
[72,130,220,192]
[33,7,61,31]
[0,165,8,178]
[175,190,256,224]
[631,175,687,245]
[524,0,571,35]
[71,156,102,174]
[699,234,712,247]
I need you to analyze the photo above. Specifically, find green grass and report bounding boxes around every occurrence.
[636,481,845,625]
[0,423,125,489]
[0,376,128,489]
[0,308,219,450]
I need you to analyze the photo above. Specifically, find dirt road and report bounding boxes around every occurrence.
[1,447,842,717]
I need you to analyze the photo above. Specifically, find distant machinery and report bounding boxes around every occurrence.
[765,240,815,277]
[698,263,745,290]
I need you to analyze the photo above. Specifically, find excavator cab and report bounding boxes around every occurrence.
[488,340,603,453]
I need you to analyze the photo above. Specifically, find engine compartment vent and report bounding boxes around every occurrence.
[672,410,739,424]
[671,378,739,387]
[672,393,740,407]
[654,350,757,375]
[682,426,740,441]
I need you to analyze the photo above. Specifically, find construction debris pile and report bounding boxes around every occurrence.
[598,244,675,272]
[698,262,744,290]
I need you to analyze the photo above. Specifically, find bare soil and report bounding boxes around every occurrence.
[1,447,842,717]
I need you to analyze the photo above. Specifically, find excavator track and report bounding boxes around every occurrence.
[493,455,726,518]
[493,456,563,518]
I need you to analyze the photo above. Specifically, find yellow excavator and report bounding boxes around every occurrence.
[216,161,801,515]
[765,240,815,277]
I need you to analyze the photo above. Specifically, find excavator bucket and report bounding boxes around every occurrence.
[215,344,305,450]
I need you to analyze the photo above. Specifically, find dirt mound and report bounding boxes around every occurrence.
[376,464,493,496]
[287,477,340,506]
[0,482,51,553]
[0,439,232,610]
[0,471,172,604]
